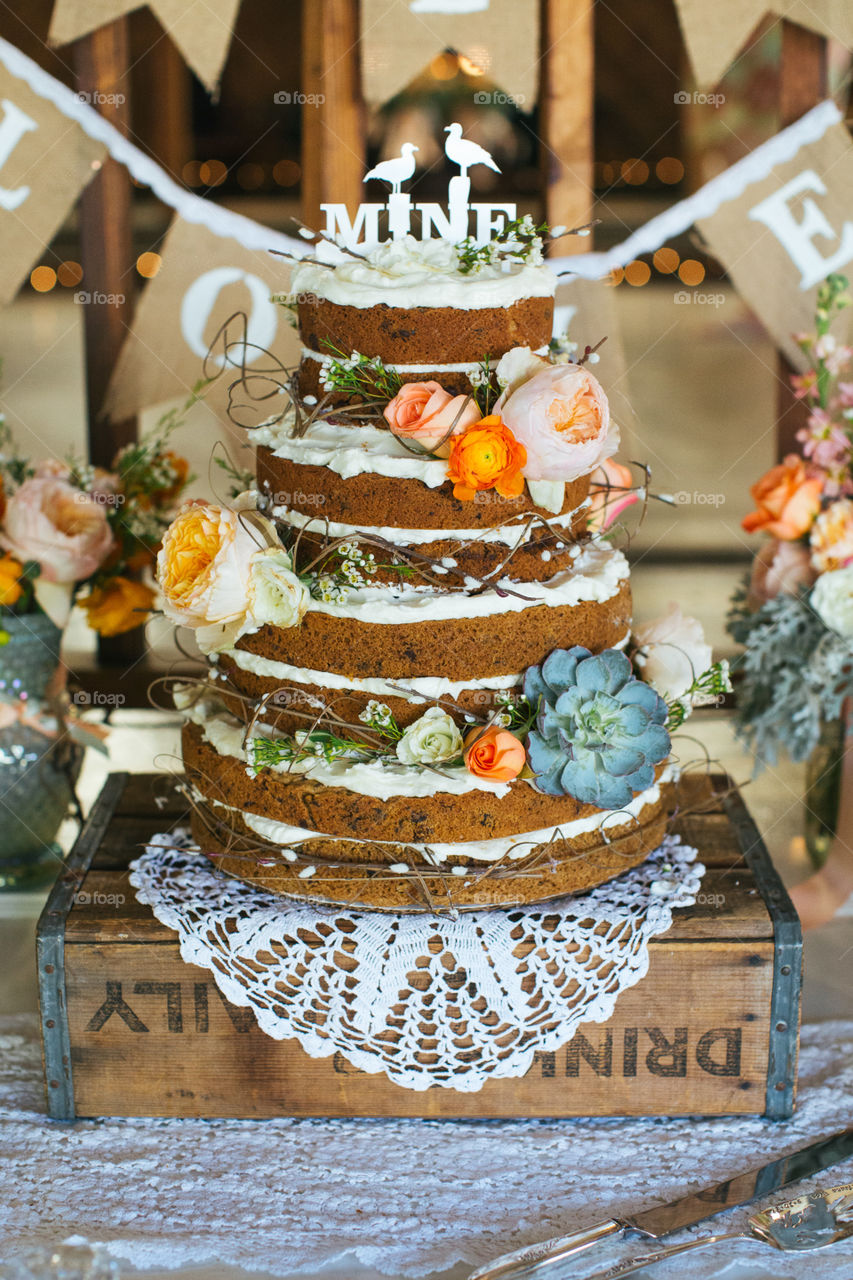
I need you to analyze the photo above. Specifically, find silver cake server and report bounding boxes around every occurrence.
[468,1127,853,1279]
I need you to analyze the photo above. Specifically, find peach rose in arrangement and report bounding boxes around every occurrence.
[587,458,638,532]
[746,538,816,609]
[447,416,527,501]
[632,604,713,701]
[156,501,309,653]
[810,498,853,572]
[0,477,113,584]
[741,455,822,540]
[81,577,157,637]
[464,725,526,782]
[383,381,480,453]
[496,361,618,482]
[0,553,24,607]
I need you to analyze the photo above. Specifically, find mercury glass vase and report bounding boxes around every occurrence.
[0,612,83,891]
[803,715,845,869]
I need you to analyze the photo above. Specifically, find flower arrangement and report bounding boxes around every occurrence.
[0,398,191,636]
[728,274,853,766]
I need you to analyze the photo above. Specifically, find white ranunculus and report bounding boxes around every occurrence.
[811,566,853,638]
[247,547,310,631]
[396,707,464,766]
[633,603,713,701]
[494,345,550,396]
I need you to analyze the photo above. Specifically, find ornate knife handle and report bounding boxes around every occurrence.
[468,1219,625,1280]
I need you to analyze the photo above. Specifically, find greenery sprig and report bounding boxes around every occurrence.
[319,343,403,400]
[455,214,550,275]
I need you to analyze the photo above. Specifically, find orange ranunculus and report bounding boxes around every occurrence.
[0,553,24,606]
[742,454,823,540]
[81,577,156,636]
[446,416,526,502]
[464,724,526,782]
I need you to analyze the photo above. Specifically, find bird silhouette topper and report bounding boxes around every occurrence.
[320,123,517,252]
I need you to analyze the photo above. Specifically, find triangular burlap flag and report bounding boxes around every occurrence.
[674,0,853,90]
[104,215,301,423]
[0,65,105,305]
[49,0,242,96]
[361,0,538,110]
[697,121,853,366]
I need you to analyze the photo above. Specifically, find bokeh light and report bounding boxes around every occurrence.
[622,159,649,185]
[199,159,227,187]
[273,159,301,187]
[57,261,83,287]
[625,259,651,286]
[136,252,162,279]
[656,157,684,184]
[653,247,680,275]
[678,258,706,286]
[30,266,56,292]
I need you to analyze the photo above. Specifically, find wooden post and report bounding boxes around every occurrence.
[74,20,142,668]
[540,0,594,246]
[776,21,828,459]
[301,0,365,228]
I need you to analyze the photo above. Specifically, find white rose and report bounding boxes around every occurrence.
[633,603,713,701]
[396,707,463,766]
[247,547,310,631]
[811,566,853,638]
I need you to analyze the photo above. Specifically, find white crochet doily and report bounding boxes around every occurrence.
[129,833,703,1093]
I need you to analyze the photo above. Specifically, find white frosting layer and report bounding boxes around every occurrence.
[224,647,522,700]
[271,503,585,547]
[210,762,676,865]
[254,419,450,488]
[186,700,511,800]
[290,237,555,310]
[305,544,627,624]
[301,346,483,376]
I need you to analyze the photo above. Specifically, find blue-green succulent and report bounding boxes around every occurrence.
[524,646,670,809]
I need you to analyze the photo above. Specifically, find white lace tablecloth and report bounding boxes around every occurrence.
[127,833,703,1092]
[1,1013,852,1278]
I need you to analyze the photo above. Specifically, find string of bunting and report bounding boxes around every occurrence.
[0,34,851,420]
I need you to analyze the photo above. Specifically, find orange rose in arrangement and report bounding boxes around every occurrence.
[742,455,822,540]
[0,553,24,606]
[447,416,527,502]
[82,577,157,636]
[384,381,481,454]
[464,724,526,782]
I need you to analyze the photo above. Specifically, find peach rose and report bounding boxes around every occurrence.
[633,604,713,701]
[0,477,113,583]
[587,458,638,532]
[464,724,526,782]
[742,455,822,540]
[747,538,816,609]
[156,501,309,653]
[810,498,853,572]
[447,416,526,501]
[383,381,480,454]
[496,362,618,482]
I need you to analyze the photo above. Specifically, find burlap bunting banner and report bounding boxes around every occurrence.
[103,217,300,423]
[49,0,242,97]
[360,0,538,110]
[0,66,105,306]
[673,0,853,90]
[697,121,853,367]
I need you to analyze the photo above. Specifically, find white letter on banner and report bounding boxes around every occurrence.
[0,99,37,212]
[180,267,278,366]
[748,169,853,291]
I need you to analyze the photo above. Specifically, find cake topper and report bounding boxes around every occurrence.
[321,121,516,251]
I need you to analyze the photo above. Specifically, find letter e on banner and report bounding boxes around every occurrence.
[748,169,853,291]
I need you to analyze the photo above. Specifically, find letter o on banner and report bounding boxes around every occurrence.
[180,266,278,366]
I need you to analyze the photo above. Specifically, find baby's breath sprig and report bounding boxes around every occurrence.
[456,214,550,275]
[250,729,385,774]
[308,540,415,602]
[319,343,402,400]
[666,660,733,731]
[358,700,404,741]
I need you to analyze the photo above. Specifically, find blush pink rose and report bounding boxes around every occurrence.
[496,362,618,482]
[587,458,638,531]
[747,538,816,609]
[633,604,713,701]
[0,477,113,583]
[383,381,481,454]
[810,499,853,573]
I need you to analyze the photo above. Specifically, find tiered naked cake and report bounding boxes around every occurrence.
[166,227,683,912]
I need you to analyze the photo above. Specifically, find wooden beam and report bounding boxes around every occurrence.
[540,0,594,248]
[776,21,828,459]
[74,19,142,668]
[301,0,365,228]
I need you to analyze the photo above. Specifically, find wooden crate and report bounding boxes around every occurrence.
[37,772,802,1120]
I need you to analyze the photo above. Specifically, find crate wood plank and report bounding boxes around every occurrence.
[64,939,774,1118]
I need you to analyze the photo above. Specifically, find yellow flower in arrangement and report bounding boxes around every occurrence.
[446,415,527,502]
[81,577,157,636]
[0,553,24,606]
